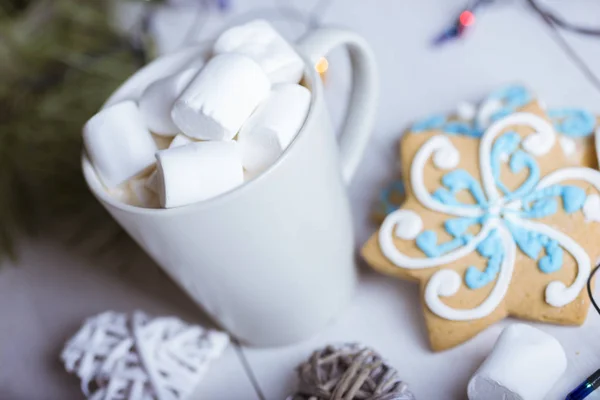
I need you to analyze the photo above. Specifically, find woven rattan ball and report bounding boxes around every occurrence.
[288,343,416,400]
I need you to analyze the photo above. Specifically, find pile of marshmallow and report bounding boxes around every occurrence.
[84,20,311,209]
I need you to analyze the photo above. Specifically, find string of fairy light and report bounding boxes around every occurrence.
[434,0,600,89]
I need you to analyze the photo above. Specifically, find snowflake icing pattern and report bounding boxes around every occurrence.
[379,113,600,321]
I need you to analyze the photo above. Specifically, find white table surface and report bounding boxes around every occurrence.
[3,1,600,399]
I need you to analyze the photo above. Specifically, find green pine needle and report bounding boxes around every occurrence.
[0,0,144,261]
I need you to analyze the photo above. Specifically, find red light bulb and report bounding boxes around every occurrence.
[459,10,475,27]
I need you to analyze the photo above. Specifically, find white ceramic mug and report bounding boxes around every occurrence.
[82,28,378,346]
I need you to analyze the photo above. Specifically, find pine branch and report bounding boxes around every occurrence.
[0,0,142,262]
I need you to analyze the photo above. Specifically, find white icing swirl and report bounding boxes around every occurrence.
[480,113,555,202]
[433,144,460,170]
[522,131,553,156]
[392,210,423,240]
[412,136,482,218]
[424,221,515,321]
[476,98,503,130]
[456,101,476,121]
[583,194,600,222]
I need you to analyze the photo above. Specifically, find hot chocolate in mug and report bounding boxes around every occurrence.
[82,28,378,346]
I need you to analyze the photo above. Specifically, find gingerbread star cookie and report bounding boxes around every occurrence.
[363,101,600,351]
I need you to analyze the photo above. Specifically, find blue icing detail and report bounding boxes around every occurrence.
[521,185,585,216]
[433,188,461,206]
[505,221,543,260]
[443,122,468,134]
[489,131,542,202]
[412,114,446,132]
[505,150,540,201]
[476,231,499,257]
[465,230,504,289]
[380,180,404,215]
[471,129,485,138]
[548,108,596,137]
[488,85,531,108]
[491,132,521,194]
[465,256,502,289]
[442,169,476,191]
[416,231,437,256]
[490,107,513,123]
[522,198,557,219]
[443,121,476,136]
[432,188,482,209]
[445,217,481,237]
[539,240,563,273]
[521,185,562,207]
[561,185,586,213]
[441,170,487,206]
[416,230,472,258]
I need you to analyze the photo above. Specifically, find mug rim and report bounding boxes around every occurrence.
[82,43,323,216]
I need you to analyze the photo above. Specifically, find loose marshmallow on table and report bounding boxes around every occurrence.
[139,67,201,136]
[214,19,304,84]
[237,83,310,175]
[156,141,243,208]
[171,53,271,141]
[83,101,157,188]
[467,324,567,400]
[145,134,193,193]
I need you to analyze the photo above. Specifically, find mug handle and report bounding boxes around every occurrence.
[298,28,379,183]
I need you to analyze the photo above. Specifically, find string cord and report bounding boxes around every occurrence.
[587,264,600,317]
[525,0,600,92]
[526,0,600,37]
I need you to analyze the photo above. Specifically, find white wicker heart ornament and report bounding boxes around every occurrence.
[61,311,229,400]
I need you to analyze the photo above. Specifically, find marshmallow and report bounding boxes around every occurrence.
[237,83,310,174]
[467,324,567,400]
[171,53,270,141]
[139,67,201,136]
[213,19,304,84]
[83,101,158,187]
[156,141,243,208]
[145,134,194,193]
